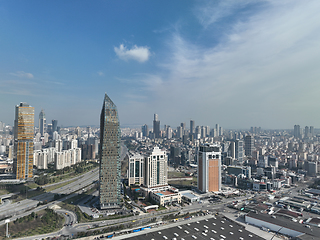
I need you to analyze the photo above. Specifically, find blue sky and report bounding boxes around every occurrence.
[1,0,320,129]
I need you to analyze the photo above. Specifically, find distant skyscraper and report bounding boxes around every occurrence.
[99,93,121,209]
[190,120,195,135]
[52,119,58,132]
[310,126,314,137]
[144,146,168,188]
[219,127,223,136]
[215,124,219,136]
[14,102,34,179]
[304,126,309,138]
[244,135,254,157]
[177,126,183,139]
[153,114,160,138]
[294,125,301,139]
[39,109,46,137]
[198,143,221,192]
[235,140,244,162]
[142,124,148,137]
[166,126,172,139]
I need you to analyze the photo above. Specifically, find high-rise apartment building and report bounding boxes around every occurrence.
[294,125,301,139]
[305,126,309,138]
[52,119,58,133]
[310,126,314,137]
[197,143,221,192]
[141,124,148,137]
[153,114,160,138]
[190,120,195,136]
[235,139,244,162]
[166,126,172,139]
[14,102,34,179]
[144,147,168,188]
[244,135,254,157]
[128,153,144,186]
[39,109,46,137]
[99,94,121,209]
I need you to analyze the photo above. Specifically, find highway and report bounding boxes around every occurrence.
[0,168,99,224]
[13,196,245,240]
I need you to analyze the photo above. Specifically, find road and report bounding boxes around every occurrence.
[14,193,253,240]
[0,168,99,225]
[0,142,129,223]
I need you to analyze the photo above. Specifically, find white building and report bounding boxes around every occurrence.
[33,150,48,169]
[144,147,168,188]
[128,152,144,186]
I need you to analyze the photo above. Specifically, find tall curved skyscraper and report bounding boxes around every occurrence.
[99,93,121,209]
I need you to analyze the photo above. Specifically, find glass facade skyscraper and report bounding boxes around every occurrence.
[14,102,34,179]
[99,93,121,209]
[39,109,46,137]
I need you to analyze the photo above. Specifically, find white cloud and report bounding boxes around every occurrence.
[97,71,104,76]
[121,0,320,129]
[114,44,151,62]
[195,0,253,28]
[9,71,34,79]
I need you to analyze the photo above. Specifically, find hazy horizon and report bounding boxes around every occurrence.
[1,1,320,129]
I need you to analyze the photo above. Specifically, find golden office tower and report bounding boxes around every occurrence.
[14,102,34,179]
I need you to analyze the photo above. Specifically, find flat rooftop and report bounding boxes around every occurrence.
[123,214,264,240]
[181,192,199,199]
[246,212,320,238]
[155,190,177,196]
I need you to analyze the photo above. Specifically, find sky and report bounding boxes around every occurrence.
[1,0,320,129]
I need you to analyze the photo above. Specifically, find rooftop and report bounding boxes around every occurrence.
[124,214,263,240]
[155,190,177,196]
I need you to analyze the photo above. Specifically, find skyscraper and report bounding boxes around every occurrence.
[14,102,34,179]
[197,143,221,192]
[99,94,121,209]
[235,139,244,162]
[39,109,46,136]
[244,135,254,157]
[304,126,309,138]
[144,147,168,188]
[141,124,148,137]
[190,120,195,135]
[52,119,58,132]
[153,114,160,138]
[128,153,144,186]
[310,126,314,137]
[294,125,301,139]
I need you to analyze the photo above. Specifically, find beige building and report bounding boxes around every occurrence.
[144,146,167,188]
[143,185,181,206]
[128,152,144,186]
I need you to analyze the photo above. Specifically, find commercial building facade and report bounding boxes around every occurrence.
[197,143,221,192]
[128,153,144,186]
[99,93,121,209]
[14,102,34,180]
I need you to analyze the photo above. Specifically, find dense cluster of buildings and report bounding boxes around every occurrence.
[124,118,320,201]
[0,103,100,180]
[1,95,320,212]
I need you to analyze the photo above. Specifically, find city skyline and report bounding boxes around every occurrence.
[1,1,320,129]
